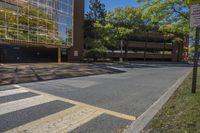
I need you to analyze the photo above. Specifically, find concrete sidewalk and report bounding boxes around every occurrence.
[0,63,123,86]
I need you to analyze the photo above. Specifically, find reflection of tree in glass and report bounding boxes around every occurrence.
[0,9,6,38]
[0,3,62,45]
[66,28,72,45]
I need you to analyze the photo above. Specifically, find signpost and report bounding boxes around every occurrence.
[192,27,200,93]
[190,4,200,27]
[189,2,200,93]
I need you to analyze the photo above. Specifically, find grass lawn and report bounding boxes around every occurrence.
[143,69,200,133]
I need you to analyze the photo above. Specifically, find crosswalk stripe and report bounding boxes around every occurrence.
[5,105,103,133]
[0,89,29,97]
[14,85,136,121]
[0,95,55,115]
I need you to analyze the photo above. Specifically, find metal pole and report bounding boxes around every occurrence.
[120,40,123,63]
[192,27,200,93]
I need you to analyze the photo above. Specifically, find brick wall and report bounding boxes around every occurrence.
[68,0,84,62]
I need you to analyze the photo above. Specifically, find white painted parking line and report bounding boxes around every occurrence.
[0,95,55,115]
[0,89,29,97]
[5,105,102,133]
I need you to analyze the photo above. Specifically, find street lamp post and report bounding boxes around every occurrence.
[120,40,123,63]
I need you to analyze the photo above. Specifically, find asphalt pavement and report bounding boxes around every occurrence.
[0,63,191,133]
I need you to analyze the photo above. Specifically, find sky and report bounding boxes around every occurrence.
[84,0,142,13]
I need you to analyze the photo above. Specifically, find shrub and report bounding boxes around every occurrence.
[83,47,107,61]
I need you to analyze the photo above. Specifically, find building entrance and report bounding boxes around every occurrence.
[0,45,68,63]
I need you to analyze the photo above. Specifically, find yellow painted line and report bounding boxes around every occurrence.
[0,95,55,115]
[13,85,136,121]
[5,105,102,133]
[0,89,29,97]
[59,111,102,133]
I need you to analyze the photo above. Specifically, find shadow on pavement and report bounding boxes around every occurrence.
[0,63,124,86]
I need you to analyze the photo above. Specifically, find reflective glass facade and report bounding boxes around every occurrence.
[0,0,73,46]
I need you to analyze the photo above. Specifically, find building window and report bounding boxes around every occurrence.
[0,0,73,46]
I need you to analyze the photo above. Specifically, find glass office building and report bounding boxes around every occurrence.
[0,0,73,46]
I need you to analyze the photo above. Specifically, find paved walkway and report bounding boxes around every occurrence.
[0,63,191,133]
[0,63,121,86]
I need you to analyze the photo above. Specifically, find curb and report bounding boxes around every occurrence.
[125,69,192,133]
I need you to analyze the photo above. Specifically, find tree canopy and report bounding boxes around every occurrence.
[137,0,190,34]
[86,0,106,22]
[84,0,193,61]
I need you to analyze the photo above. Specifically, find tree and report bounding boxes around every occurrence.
[86,0,106,22]
[95,7,145,50]
[84,0,107,39]
[106,7,145,31]
[84,6,146,61]
[137,0,192,58]
[84,0,107,61]
[137,0,190,34]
